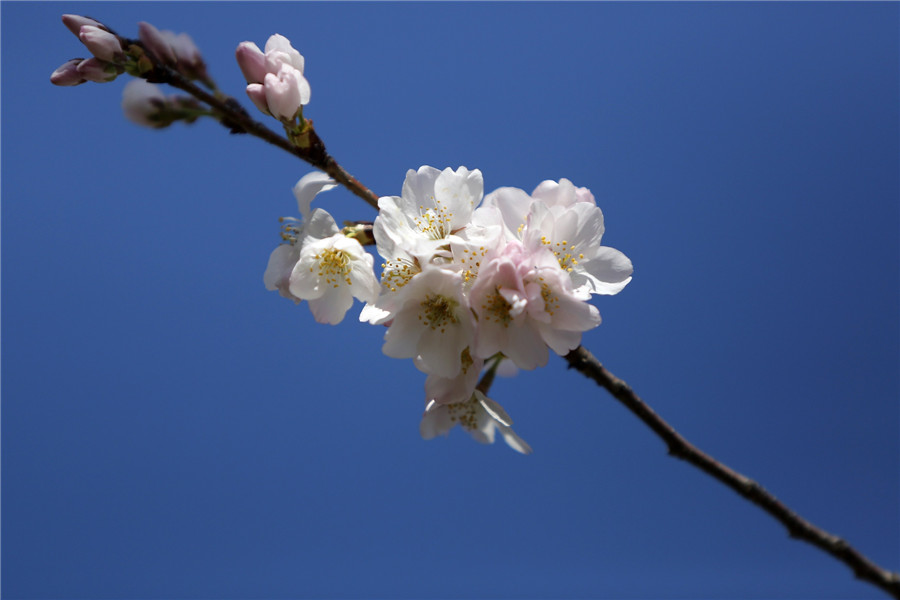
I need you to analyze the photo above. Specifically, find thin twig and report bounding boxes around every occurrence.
[563,345,900,599]
[135,47,380,210]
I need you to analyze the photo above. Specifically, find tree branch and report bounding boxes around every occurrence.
[134,46,380,211]
[564,345,900,599]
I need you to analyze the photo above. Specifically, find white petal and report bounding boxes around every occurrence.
[307,287,354,325]
[381,308,424,359]
[293,172,337,220]
[433,166,483,229]
[417,326,466,378]
[504,323,549,370]
[468,406,496,444]
[532,178,578,208]
[578,246,634,295]
[476,392,513,427]
[498,425,533,455]
[348,257,380,304]
[302,208,340,241]
[288,254,327,300]
[401,166,441,211]
[263,243,299,292]
[420,404,454,440]
[482,186,532,240]
[538,324,584,356]
[359,302,392,325]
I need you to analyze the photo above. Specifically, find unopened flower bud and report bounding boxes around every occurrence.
[79,25,123,63]
[235,41,267,83]
[61,14,105,37]
[76,57,122,83]
[138,21,177,65]
[121,79,169,128]
[50,58,87,86]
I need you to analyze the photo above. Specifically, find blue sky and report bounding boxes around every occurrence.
[3,2,898,598]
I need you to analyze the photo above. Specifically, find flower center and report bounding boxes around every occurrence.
[448,395,480,431]
[539,280,559,316]
[455,245,487,285]
[418,294,460,332]
[460,347,474,375]
[413,199,453,240]
[381,257,419,292]
[541,236,583,272]
[481,288,512,327]
[312,247,352,287]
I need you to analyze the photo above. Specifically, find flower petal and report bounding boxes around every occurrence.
[307,286,354,325]
[293,172,337,220]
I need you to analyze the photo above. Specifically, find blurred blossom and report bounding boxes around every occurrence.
[139,22,207,81]
[420,391,532,454]
[138,21,178,65]
[121,79,168,127]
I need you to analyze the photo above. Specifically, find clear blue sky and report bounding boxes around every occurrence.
[3,2,898,598]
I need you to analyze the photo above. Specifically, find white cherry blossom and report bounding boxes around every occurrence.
[288,209,379,325]
[376,165,483,262]
[380,265,475,378]
[420,391,532,454]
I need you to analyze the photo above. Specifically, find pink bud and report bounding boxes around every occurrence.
[138,21,177,65]
[236,41,268,84]
[79,25,123,63]
[76,57,122,83]
[50,59,87,86]
[61,14,105,37]
[245,83,270,115]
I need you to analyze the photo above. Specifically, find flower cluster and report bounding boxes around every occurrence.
[266,167,633,453]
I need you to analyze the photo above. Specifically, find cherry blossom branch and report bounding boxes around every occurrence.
[53,16,897,598]
[142,61,380,210]
[563,345,900,600]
